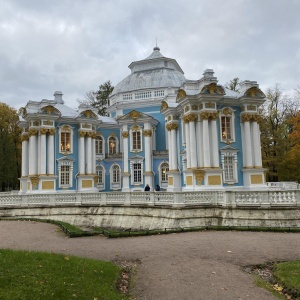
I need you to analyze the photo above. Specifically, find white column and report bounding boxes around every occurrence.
[197,121,203,168]
[171,126,178,170]
[122,125,129,173]
[28,130,38,175]
[78,132,85,174]
[92,135,96,174]
[189,120,197,168]
[243,121,253,167]
[86,134,92,174]
[167,128,173,169]
[185,122,191,169]
[40,131,47,175]
[202,119,210,167]
[47,131,55,175]
[251,122,262,167]
[37,133,41,175]
[211,119,219,167]
[144,124,152,172]
[21,137,29,177]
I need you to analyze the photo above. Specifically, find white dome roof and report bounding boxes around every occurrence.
[111,47,186,96]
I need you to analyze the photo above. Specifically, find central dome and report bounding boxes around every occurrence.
[111,47,186,96]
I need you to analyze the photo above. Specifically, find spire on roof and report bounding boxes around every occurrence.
[153,37,160,51]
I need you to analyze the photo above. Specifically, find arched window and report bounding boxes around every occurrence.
[95,136,103,155]
[109,136,117,154]
[59,125,73,153]
[219,108,235,143]
[96,166,104,184]
[132,131,141,151]
[161,163,169,182]
[112,165,120,183]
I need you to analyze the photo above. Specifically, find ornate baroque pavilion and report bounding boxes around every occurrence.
[18,46,267,194]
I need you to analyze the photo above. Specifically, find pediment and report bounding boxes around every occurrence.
[201,83,225,95]
[40,105,61,115]
[244,87,265,98]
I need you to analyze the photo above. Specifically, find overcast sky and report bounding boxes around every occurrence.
[1,0,299,110]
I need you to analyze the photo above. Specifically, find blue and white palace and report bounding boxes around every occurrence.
[18,46,267,194]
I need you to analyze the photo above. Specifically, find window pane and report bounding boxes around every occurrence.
[224,156,234,181]
[60,165,70,185]
[133,163,142,183]
[61,132,71,151]
[96,137,103,155]
[221,116,232,140]
[132,131,141,151]
[113,165,120,183]
[161,163,169,181]
[109,137,116,154]
[96,167,103,183]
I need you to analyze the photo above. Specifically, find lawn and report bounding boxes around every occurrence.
[0,249,130,300]
[273,260,300,298]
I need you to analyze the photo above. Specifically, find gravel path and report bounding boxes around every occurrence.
[1,220,300,299]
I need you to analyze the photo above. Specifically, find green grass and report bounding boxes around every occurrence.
[0,249,130,300]
[273,261,300,298]
[253,274,285,299]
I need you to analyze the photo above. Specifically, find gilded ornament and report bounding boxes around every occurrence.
[173,115,179,120]
[40,128,48,135]
[205,102,215,109]
[143,129,153,136]
[166,123,178,131]
[192,104,198,110]
[128,110,141,120]
[245,87,265,98]
[48,128,56,135]
[241,113,258,122]
[131,124,140,131]
[33,121,39,126]
[222,108,232,115]
[177,89,186,100]
[30,176,39,189]
[28,128,38,137]
[161,101,168,109]
[185,106,190,112]
[82,123,90,129]
[168,116,172,121]
[44,106,55,115]
[122,131,129,138]
[79,131,86,137]
[194,169,205,185]
[84,110,92,118]
[62,125,70,131]
[200,111,218,120]
[86,131,94,138]
[247,105,256,111]
[20,133,29,141]
[199,103,203,110]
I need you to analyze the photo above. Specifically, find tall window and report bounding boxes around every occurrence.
[221,116,232,140]
[161,163,169,182]
[220,108,235,142]
[133,163,142,184]
[95,137,103,155]
[109,136,117,154]
[59,125,73,154]
[61,131,71,151]
[96,166,104,184]
[60,165,70,186]
[223,156,234,181]
[220,146,238,184]
[132,131,141,151]
[112,165,120,183]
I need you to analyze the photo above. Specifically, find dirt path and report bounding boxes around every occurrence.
[1,220,300,299]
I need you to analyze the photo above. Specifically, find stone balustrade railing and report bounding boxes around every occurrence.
[0,190,300,208]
